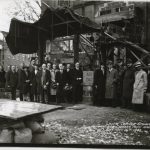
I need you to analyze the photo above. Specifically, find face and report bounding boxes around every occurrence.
[101,65,104,70]
[8,66,11,70]
[42,64,47,70]
[31,60,35,65]
[24,67,28,72]
[11,66,15,71]
[53,64,56,70]
[34,65,38,70]
[75,63,79,69]
[67,64,70,69]
[20,63,24,69]
[136,66,141,71]
[108,63,112,69]
[47,63,51,69]
[59,64,63,70]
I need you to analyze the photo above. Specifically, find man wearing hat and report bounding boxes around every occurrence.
[132,61,147,111]
[105,60,118,107]
[122,59,135,108]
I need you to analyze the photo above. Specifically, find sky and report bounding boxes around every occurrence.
[0,0,41,40]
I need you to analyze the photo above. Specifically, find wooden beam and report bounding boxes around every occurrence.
[42,1,75,31]
[79,41,93,63]
[73,34,80,63]
[50,20,77,27]
[130,49,147,67]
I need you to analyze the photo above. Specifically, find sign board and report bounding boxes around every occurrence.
[83,71,94,86]
[0,99,62,120]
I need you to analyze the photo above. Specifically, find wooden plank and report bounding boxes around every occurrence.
[0,99,62,120]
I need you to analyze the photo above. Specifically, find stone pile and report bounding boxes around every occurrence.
[0,115,58,144]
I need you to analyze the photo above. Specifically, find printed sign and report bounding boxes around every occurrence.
[83,71,94,86]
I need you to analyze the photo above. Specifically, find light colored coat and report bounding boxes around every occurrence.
[132,70,147,104]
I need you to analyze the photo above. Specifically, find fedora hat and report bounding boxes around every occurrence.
[135,61,142,68]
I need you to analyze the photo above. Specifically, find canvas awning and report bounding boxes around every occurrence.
[6,7,101,55]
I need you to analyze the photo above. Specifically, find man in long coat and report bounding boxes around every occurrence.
[64,63,73,103]
[93,64,105,106]
[17,63,25,101]
[72,62,83,104]
[5,65,18,100]
[39,63,51,104]
[30,64,41,102]
[132,61,147,111]
[105,60,118,107]
[55,64,67,103]
[122,59,135,108]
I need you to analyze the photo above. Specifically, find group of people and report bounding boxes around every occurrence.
[0,59,83,104]
[93,58,149,111]
[0,57,150,110]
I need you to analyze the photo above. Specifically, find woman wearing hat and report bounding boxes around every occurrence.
[132,61,147,111]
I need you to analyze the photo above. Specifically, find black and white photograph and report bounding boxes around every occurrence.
[0,0,150,148]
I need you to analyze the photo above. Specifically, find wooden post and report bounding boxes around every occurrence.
[73,34,80,64]
[37,40,46,66]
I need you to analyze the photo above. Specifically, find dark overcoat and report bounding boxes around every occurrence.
[30,70,41,95]
[17,69,24,93]
[0,71,6,88]
[21,71,31,94]
[72,68,83,103]
[6,71,18,88]
[66,69,73,85]
[38,70,51,91]
[55,70,67,87]
[93,68,105,105]
[122,67,135,100]
[105,68,118,99]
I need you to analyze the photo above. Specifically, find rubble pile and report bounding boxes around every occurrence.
[0,116,59,144]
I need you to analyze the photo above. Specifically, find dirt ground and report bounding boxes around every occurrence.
[43,104,150,146]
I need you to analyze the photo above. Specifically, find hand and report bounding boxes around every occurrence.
[95,85,97,88]
[30,84,32,86]
[46,82,49,86]
[44,85,47,89]
[57,83,59,86]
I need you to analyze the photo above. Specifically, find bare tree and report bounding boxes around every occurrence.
[7,0,41,23]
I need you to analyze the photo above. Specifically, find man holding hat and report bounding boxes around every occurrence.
[122,58,135,108]
[132,61,147,111]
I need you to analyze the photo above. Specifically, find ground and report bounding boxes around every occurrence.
[43,104,150,146]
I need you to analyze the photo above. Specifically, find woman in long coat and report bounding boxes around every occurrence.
[105,61,118,107]
[132,62,147,110]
